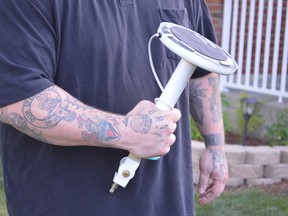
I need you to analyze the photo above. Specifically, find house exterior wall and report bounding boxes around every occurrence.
[206,0,224,46]
[206,0,287,75]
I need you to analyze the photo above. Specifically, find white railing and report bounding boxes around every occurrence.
[220,0,288,103]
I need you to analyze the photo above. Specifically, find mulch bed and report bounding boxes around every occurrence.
[225,132,266,146]
[226,180,288,197]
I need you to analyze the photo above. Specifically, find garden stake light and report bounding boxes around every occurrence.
[240,97,259,146]
[110,22,238,193]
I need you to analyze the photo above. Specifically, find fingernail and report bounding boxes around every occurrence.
[198,188,205,194]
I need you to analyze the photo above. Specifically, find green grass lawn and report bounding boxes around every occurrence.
[0,162,287,216]
[0,163,8,216]
[0,185,7,216]
[194,189,288,216]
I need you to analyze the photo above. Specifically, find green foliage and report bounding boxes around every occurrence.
[0,185,7,216]
[220,93,230,108]
[265,109,288,146]
[190,117,203,141]
[221,94,234,133]
[0,162,7,216]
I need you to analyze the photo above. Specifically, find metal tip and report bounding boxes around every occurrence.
[109,183,119,193]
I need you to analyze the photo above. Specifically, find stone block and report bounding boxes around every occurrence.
[193,162,200,185]
[229,164,263,179]
[226,178,245,187]
[245,146,280,165]
[225,144,246,164]
[192,161,200,185]
[191,140,205,162]
[264,164,288,179]
[192,160,199,173]
[246,178,282,186]
[275,146,288,163]
[193,173,199,184]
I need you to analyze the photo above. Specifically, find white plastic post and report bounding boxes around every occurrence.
[155,59,197,111]
[110,59,197,192]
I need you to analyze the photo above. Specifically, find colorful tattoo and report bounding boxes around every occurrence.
[77,113,120,143]
[3,86,121,145]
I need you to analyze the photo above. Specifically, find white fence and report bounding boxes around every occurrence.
[220,0,288,103]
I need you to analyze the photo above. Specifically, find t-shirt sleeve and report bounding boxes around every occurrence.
[187,0,217,79]
[0,0,55,107]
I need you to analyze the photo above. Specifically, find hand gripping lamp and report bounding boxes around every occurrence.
[109,22,238,193]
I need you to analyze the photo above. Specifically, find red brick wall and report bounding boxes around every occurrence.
[206,0,224,46]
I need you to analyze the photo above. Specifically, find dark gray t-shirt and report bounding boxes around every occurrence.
[0,0,216,215]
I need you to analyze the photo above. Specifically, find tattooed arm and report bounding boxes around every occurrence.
[189,73,229,205]
[0,86,181,158]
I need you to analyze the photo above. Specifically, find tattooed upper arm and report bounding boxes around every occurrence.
[190,75,225,148]
[189,80,207,125]
[208,77,222,124]
[189,76,222,125]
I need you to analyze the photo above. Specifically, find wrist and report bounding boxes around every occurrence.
[203,133,225,148]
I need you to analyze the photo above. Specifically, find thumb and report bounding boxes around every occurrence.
[169,108,182,122]
[198,172,209,194]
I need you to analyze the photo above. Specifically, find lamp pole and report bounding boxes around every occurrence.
[240,97,258,146]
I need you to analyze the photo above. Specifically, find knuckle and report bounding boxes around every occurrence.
[163,146,171,155]
[165,122,177,134]
[170,134,176,143]
[167,125,174,134]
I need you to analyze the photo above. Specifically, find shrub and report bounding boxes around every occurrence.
[265,109,288,146]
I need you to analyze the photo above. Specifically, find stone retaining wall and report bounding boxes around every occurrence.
[192,140,288,187]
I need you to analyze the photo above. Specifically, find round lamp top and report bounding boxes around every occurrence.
[157,22,238,75]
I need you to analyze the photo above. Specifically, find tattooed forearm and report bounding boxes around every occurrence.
[209,148,228,177]
[2,86,124,147]
[189,81,207,125]
[77,111,120,143]
[122,117,129,127]
[203,133,225,147]
[208,77,222,124]
[7,112,47,142]
[22,87,79,128]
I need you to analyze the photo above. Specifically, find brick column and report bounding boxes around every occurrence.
[206,0,224,45]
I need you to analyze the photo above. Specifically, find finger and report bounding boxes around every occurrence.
[163,134,176,147]
[168,123,177,134]
[169,134,176,146]
[198,172,209,195]
[198,190,219,205]
[161,123,176,134]
[170,108,181,122]
[198,180,225,205]
[198,183,213,198]
[173,123,177,131]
